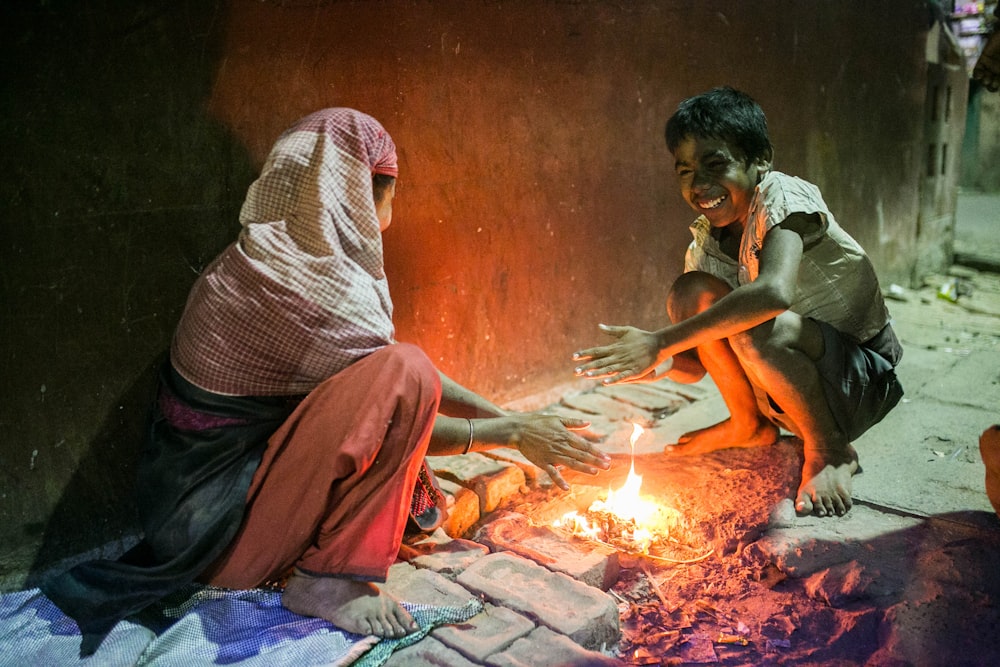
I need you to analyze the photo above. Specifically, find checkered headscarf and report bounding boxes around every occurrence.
[171,109,400,395]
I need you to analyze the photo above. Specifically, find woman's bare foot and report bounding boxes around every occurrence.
[666,418,779,455]
[980,425,1000,517]
[281,569,417,638]
[795,444,859,517]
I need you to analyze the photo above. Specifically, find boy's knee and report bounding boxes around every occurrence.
[667,271,732,321]
[730,318,783,362]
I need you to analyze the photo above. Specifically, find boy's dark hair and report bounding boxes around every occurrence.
[665,86,773,164]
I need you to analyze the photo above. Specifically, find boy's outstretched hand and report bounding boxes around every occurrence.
[573,323,665,385]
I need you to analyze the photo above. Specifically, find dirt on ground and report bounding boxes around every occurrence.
[507,434,1000,666]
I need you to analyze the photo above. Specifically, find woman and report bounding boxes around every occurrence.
[44,108,611,644]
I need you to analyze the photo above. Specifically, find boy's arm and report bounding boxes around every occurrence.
[575,216,813,384]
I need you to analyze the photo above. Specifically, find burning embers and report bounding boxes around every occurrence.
[554,424,710,564]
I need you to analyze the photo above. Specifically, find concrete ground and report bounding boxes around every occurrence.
[384,192,1000,666]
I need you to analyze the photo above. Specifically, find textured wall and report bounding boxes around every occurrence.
[0,0,931,586]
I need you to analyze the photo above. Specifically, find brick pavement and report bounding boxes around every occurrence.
[386,378,714,666]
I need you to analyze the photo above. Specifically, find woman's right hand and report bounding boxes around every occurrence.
[503,413,611,490]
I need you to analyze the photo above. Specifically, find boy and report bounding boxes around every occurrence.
[573,87,903,517]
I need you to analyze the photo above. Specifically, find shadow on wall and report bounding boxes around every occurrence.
[0,2,255,585]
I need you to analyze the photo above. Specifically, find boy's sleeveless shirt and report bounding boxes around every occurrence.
[684,171,890,344]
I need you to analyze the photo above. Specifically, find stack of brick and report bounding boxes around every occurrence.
[385,379,707,665]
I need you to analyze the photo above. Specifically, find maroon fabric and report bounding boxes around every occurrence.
[201,343,441,586]
[158,385,252,431]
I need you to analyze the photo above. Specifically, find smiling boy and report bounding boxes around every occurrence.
[573,87,903,517]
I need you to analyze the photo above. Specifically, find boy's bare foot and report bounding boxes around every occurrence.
[281,569,417,638]
[980,425,1000,517]
[666,418,779,455]
[795,444,859,517]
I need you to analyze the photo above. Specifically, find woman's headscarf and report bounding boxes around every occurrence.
[171,108,400,396]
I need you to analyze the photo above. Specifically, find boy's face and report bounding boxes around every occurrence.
[672,135,770,229]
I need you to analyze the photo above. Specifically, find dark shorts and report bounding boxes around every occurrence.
[758,321,904,441]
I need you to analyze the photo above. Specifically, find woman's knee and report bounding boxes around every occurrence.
[380,343,440,396]
[667,271,732,321]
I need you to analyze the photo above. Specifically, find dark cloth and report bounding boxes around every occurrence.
[814,321,904,441]
[41,363,301,648]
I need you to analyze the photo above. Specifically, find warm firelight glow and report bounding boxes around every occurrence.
[554,423,683,555]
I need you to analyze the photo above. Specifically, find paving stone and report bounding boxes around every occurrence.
[399,528,489,581]
[593,383,690,415]
[436,476,482,538]
[474,512,620,590]
[456,552,620,650]
[383,636,481,667]
[433,603,536,663]
[429,453,526,513]
[485,625,623,666]
[383,562,477,608]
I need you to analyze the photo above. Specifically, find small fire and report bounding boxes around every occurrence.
[554,423,683,554]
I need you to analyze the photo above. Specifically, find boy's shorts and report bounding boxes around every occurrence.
[756,321,904,441]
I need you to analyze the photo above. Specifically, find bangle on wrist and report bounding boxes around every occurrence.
[463,418,475,454]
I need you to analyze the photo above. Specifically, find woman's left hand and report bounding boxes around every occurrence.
[508,413,611,490]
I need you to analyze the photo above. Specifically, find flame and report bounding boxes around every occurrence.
[589,423,658,524]
[554,423,676,554]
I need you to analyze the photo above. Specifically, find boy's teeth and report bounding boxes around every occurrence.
[700,195,726,209]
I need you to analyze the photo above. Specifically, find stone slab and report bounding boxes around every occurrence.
[485,626,623,666]
[474,512,620,590]
[456,551,620,650]
[433,603,536,662]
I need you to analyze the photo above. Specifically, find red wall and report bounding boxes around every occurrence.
[0,0,931,585]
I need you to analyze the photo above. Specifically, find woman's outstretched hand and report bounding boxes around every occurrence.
[508,413,610,490]
[572,323,663,385]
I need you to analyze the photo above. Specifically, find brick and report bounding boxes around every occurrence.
[474,512,620,590]
[437,476,482,538]
[536,404,619,438]
[593,420,656,455]
[561,392,653,423]
[481,447,551,487]
[456,552,620,650]
[383,562,477,608]
[399,528,489,581]
[433,603,535,662]
[594,383,689,415]
[383,636,481,667]
[429,453,526,513]
[485,626,623,666]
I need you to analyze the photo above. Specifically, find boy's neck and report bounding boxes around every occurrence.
[714,221,744,259]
